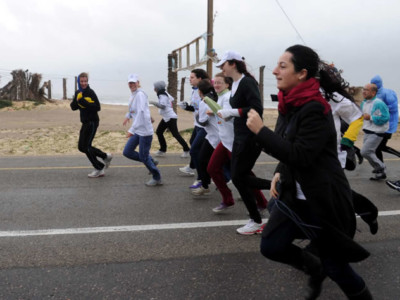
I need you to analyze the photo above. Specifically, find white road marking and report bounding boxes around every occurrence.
[0,210,399,238]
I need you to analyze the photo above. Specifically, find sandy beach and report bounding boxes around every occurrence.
[0,100,280,156]
[1,100,400,157]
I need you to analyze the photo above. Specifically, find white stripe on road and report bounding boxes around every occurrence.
[0,219,256,238]
[0,210,399,238]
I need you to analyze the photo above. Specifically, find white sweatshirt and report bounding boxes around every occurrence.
[125,89,154,136]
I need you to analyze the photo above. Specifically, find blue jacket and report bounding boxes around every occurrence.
[371,75,398,133]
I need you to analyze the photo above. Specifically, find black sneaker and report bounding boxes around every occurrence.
[386,180,400,191]
[370,172,387,181]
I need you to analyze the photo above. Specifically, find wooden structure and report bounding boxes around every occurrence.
[167,0,215,103]
[0,69,49,102]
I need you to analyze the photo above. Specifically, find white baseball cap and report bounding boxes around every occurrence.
[215,50,243,67]
[128,74,139,83]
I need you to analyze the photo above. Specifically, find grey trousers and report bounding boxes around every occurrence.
[361,133,385,171]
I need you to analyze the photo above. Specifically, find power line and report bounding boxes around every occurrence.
[275,0,306,45]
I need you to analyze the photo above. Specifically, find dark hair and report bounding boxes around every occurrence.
[215,72,233,90]
[191,68,209,80]
[227,59,257,82]
[79,72,89,79]
[286,44,353,101]
[198,79,218,102]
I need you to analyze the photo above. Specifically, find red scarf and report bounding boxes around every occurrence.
[277,78,331,115]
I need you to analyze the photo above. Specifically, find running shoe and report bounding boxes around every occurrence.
[179,164,195,176]
[191,186,210,196]
[145,178,163,186]
[212,203,234,213]
[386,180,400,192]
[88,168,105,178]
[190,180,202,189]
[155,150,166,157]
[180,151,190,158]
[236,219,263,235]
[256,223,266,234]
[103,153,113,169]
[370,172,386,181]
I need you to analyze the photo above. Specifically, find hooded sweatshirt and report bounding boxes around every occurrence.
[370,75,398,133]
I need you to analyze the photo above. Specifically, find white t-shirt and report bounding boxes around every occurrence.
[191,88,204,128]
[231,74,245,97]
[158,93,177,122]
[216,90,234,151]
[125,89,154,136]
[199,99,220,148]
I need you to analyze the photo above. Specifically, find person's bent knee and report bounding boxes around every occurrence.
[78,145,87,154]
[122,148,130,158]
[360,148,370,158]
[156,128,164,136]
[207,164,216,177]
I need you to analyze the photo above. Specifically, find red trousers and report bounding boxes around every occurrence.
[207,142,267,207]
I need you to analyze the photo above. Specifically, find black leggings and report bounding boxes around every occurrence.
[156,118,190,152]
[198,139,214,189]
[78,121,106,170]
[231,139,262,223]
[260,200,366,296]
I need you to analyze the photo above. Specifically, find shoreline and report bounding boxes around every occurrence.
[2,100,400,157]
[0,100,278,156]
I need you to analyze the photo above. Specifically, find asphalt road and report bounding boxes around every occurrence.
[0,153,399,300]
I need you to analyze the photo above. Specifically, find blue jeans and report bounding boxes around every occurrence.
[123,134,161,180]
[189,126,206,178]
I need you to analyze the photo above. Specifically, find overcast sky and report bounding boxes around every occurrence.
[1,0,399,104]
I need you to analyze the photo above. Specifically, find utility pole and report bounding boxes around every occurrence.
[206,0,213,77]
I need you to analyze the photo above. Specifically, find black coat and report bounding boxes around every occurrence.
[230,76,263,142]
[70,85,101,123]
[256,101,369,262]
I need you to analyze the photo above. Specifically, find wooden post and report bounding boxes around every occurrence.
[180,77,186,102]
[167,52,178,112]
[206,0,213,77]
[62,78,67,100]
[196,39,200,64]
[48,80,52,99]
[259,65,265,108]
[178,49,182,70]
[74,76,77,92]
[186,45,190,67]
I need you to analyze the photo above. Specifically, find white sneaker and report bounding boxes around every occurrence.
[180,151,190,158]
[179,164,195,176]
[103,153,113,169]
[191,186,211,196]
[236,219,263,235]
[212,203,234,213]
[189,180,202,189]
[88,168,105,178]
[155,150,166,157]
[145,178,163,186]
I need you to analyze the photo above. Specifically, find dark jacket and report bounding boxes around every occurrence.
[70,85,101,123]
[230,76,263,142]
[256,101,369,262]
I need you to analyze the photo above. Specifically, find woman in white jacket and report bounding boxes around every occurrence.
[150,81,190,158]
[122,74,162,186]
